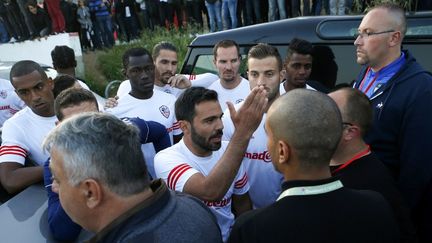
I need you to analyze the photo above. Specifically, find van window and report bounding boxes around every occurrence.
[317,17,432,39]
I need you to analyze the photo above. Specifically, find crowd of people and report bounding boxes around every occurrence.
[2,0,431,48]
[0,2,432,243]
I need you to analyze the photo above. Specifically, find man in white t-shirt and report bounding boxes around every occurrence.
[106,47,182,178]
[208,40,250,111]
[222,44,285,209]
[116,41,219,98]
[280,38,316,95]
[155,86,268,241]
[0,61,57,195]
[0,78,26,127]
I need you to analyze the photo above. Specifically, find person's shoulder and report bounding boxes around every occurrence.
[153,89,176,101]
[171,191,222,241]
[155,142,183,158]
[208,79,222,89]
[3,107,32,125]
[339,187,391,211]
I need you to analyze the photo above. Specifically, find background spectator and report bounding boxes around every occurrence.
[26,0,52,37]
[60,0,79,33]
[205,0,222,32]
[44,0,66,33]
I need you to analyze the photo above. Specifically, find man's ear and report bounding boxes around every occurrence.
[179,120,190,134]
[277,140,291,165]
[81,179,103,209]
[279,70,285,83]
[343,124,361,141]
[122,68,127,78]
[388,31,402,47]
[47,78,54,90]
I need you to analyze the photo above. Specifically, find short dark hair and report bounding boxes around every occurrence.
[51,45,77,69]
[285,38,314,62]
[248,43,283,71]
[152,41,177,60]
[339,88,373,136]
[10,60,47,85]
[175,87,218,122]
[53,74,77,98]
[213,39,240,59]
[122,47,152,69]
[54,87,98,121]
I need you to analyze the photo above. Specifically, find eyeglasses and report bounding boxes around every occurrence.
[354,30,395,39]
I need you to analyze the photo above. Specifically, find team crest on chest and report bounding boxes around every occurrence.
[159,105,170,118]
[0,90,7,99]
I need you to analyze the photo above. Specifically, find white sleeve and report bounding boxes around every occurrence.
[169,99,182,136]
[221,106,235,141]
[116,80,131,97]
[0,120,27,165]
[188,73,219,88]
[233,163,250,195]
[154,150,199,192]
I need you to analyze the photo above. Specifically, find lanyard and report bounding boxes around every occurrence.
[276,180,343,201]
[359,67,379,94]
[332,145,371,174]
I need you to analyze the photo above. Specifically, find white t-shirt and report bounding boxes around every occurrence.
[279,81,316,95]
[105,90,180,178]
[0,107,57,165]
[116,73,219,98]
[208,77,250,111]
[0,79,26,127]
[154,140,249,242]
[222,103,284,209]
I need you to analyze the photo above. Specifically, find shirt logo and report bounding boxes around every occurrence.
[244,151,272,162]
[376,102,384,109]
[159,105,170,118]
[235,99,244,104]
[0,90,7,99]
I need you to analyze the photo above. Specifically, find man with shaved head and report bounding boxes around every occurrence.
[353,4,432,240]
[228,89,399,243]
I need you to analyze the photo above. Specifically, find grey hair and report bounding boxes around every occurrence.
[43,112,150,196]
[268,89,342,169]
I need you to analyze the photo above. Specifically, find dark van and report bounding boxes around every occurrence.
[180,13,432,87]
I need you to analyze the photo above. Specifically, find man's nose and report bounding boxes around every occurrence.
[354,35,362,46]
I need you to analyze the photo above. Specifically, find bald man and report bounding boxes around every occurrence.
[329,88,416,242]
[228,89,399,243]
[352,4,432,240]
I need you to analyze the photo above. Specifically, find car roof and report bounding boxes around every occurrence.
[189,12,432,47]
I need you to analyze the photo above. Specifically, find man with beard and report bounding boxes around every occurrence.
[116,41,218,98]
[154,86,268,241]
[222,43,284,209]
[208,39,250,110]
[280,38,316,94]
[106,47,181,179]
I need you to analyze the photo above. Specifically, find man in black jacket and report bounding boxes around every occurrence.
[228,89,399,243]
